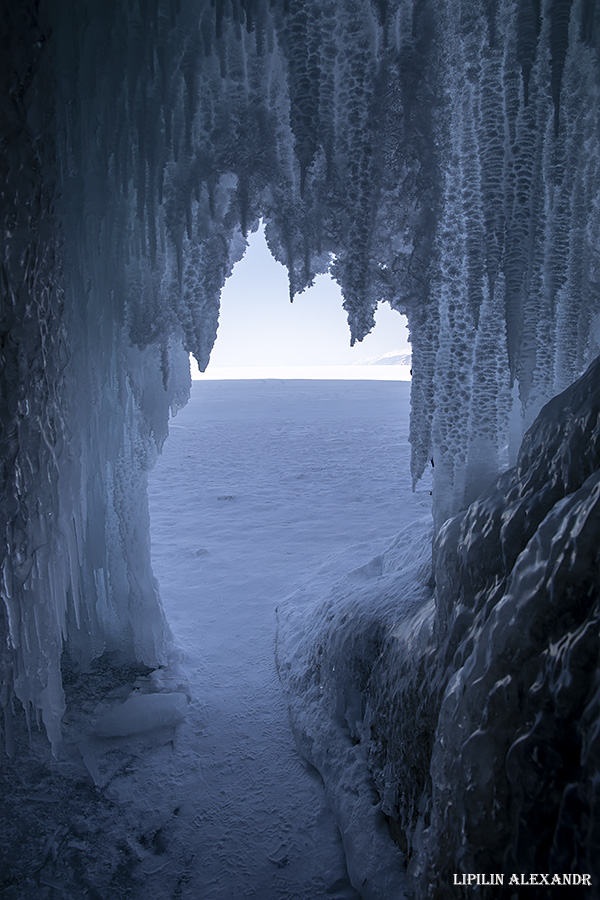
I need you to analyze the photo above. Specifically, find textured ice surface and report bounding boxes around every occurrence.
[278,356,600,895]
[277,519,434,900]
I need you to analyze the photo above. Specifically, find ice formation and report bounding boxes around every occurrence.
[1,0,600,893]
[94,691,189,739]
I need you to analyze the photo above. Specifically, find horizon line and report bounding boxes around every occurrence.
[191,364,412,381]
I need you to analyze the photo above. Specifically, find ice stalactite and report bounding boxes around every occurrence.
[418,0,600,522]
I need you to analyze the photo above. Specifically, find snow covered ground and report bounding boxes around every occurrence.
[145,378,431,898]
[0,377,431,899]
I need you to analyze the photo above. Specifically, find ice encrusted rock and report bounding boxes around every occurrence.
[417,353,600,894]
[278,355,600,895]
[277,524,434,900]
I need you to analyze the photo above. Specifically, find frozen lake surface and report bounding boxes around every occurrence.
[145,378,431,899]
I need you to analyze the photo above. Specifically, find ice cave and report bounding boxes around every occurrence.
[2,0,600,897]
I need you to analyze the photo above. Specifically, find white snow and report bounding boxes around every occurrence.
[143,378,429,898]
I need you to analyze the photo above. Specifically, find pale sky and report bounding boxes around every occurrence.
[191,224,411,377]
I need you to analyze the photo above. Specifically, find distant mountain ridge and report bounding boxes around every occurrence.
[360,352,412,367]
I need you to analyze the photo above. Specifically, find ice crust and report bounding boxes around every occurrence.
[278,356,600,895]
[94,691,189,739]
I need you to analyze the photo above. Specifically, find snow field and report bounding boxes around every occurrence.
[145,378,431,899]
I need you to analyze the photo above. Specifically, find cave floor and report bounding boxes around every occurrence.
[143,378,430,899]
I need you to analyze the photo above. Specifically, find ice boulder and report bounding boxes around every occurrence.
[94,692,189,739]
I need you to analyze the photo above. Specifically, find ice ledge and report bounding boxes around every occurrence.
[276,525,434,900]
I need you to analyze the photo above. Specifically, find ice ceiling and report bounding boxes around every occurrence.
[1,0,600,873]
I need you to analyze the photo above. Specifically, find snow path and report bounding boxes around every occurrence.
[145,379,430,899]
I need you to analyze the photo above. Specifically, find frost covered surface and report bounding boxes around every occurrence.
[419,354,600,891]
[277,519,434,900]
[278,357,600,895]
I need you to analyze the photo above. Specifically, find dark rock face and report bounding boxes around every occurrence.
[420,355,600,895]
[278,357,600,897]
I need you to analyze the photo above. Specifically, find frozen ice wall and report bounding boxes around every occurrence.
[416,0,600,526]
[1,0,599,805]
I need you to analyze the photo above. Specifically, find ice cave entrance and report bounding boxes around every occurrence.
[189,222,412,379]
[146,367,424,894]
[145,225,420,896]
